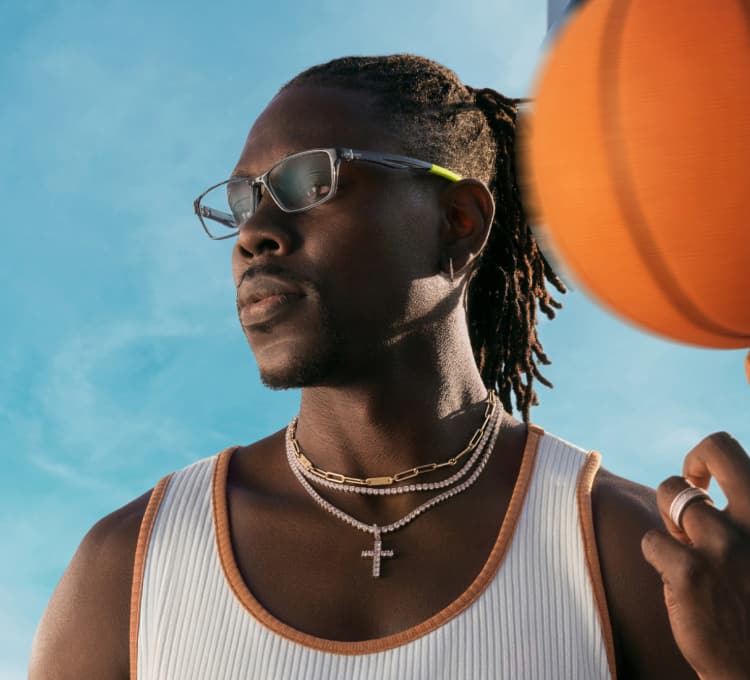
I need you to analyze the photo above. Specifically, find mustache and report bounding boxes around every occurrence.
[235,263,315,309]
[237,262,305,289]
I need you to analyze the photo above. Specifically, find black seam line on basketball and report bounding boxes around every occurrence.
[742,0,750,43]
[599,0,749,340]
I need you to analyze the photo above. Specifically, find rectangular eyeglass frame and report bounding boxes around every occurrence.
[193,147,463,240]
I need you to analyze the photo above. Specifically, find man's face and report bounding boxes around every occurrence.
[231,85,447,389]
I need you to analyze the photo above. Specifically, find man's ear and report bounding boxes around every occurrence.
[439,179,495,276]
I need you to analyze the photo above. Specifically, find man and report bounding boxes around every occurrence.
[29,55,750,679]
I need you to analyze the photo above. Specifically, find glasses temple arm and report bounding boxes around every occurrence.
[196,204,237,229]
[341,149,429,170]
[341,148,462,181]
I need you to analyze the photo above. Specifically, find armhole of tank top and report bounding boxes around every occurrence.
[576,451,618,680]
[129,473,174,680]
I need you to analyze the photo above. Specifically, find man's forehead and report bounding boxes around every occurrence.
[232,85,402,176]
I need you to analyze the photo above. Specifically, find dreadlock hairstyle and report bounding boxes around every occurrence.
[281,55,566,422]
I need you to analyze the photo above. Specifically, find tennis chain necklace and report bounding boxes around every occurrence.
[284,395,503,577]
[288,390,498,495]
[290,390,497,490]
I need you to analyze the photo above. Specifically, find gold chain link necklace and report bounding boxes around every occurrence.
[284,399,503,577]
[289,389,496,488]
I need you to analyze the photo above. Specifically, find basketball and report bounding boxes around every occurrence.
[520,0,750,350]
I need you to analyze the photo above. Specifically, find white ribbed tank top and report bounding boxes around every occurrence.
[130,425,617,679]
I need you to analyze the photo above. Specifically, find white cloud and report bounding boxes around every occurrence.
[33,317,210,469]
[29,453,121,493]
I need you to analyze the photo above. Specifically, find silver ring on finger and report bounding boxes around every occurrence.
[669,485,715,532]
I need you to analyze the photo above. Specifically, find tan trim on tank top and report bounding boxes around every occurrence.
[129,473,173,680]
[212,423,544,655]
[576,451,618,680]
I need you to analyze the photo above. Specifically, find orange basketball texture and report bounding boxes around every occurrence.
[521,0,750,348]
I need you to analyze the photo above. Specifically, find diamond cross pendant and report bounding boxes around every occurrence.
[361,529,394,578]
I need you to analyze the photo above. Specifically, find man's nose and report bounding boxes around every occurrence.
[234,212,295,260]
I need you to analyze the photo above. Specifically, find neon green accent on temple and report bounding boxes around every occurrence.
[429,165,463,182]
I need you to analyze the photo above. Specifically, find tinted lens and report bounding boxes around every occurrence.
[226,179,257,225]
[268,151,333,210]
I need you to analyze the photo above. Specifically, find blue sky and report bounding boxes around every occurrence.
[1,0,748,676]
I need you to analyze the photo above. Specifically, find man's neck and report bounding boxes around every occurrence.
[293,332,495,477]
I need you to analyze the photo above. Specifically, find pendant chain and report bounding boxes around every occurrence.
[289,391,498,495]
[284,401,503,576]
[289,390,496,488]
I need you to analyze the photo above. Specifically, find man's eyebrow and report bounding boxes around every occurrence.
[230,168,255,180]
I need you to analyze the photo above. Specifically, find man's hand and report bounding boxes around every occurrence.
[641,432,750,680]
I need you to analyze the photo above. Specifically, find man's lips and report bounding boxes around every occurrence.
[237,274,307,325]
[236,274,306,308]
[239,292,305,326]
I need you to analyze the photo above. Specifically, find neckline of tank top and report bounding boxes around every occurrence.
[210,422,546,655]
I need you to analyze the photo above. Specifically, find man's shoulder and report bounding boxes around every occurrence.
[529,423,661,528]
[29,446,229,680]
[89,448,234,549]
[588,464,697,678]
[29,489,153,680]
[591,464,661,532]
[96,486,155,541]
[38,449,231,617]
[532,428,663,582]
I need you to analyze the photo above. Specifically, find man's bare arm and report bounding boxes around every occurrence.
[592,467,698,678]
[29,491,151,680]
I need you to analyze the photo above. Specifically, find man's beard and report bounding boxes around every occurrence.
[254,304,349,389]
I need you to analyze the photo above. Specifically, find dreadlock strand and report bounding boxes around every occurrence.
[472,86,568,418]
